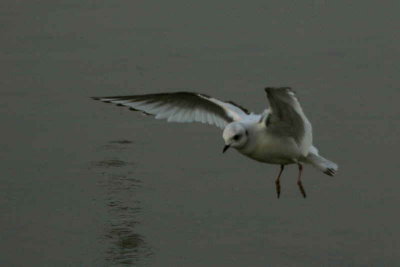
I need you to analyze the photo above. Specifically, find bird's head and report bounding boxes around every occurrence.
[222,122,249,153]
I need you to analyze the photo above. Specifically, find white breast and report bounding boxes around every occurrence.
[239,123,303,165]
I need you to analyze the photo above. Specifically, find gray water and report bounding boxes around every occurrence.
[1,1,399,266]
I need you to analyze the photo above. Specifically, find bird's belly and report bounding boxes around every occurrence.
[240,135,301,165]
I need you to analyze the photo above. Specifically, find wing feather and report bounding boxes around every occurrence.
[264,87,309,145]
[92,92,250,129]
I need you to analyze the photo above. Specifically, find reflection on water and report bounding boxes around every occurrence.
[93,159,129,168]
[108,140,133,145]
[99,140,135,152]
[92,140,152,265]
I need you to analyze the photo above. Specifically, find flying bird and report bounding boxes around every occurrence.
[92,87,338,198]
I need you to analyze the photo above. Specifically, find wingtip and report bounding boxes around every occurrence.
[264,87,273,94]
[264,87,293,95]
[91,97,113,103]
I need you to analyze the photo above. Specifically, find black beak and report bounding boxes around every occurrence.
[222,145,230,153]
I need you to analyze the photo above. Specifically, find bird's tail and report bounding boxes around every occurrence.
[304,146,338,176]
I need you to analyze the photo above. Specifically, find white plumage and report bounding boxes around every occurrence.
[92,87,338,198]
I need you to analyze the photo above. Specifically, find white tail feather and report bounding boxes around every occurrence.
[305,146,338,176]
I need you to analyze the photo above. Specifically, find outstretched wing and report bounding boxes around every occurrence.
[264,87,309,145]
[92,92,250,129]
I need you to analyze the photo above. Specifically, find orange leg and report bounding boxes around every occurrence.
[297,163,306,198]
[275,165,285,198]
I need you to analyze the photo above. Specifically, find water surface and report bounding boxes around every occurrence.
[1,0,399,266]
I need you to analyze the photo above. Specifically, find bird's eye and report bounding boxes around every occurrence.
[233,134,241,141]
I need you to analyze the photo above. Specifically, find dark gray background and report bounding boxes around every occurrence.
[1,0,399,266]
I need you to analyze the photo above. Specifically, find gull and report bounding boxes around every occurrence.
[92,87,338,198]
